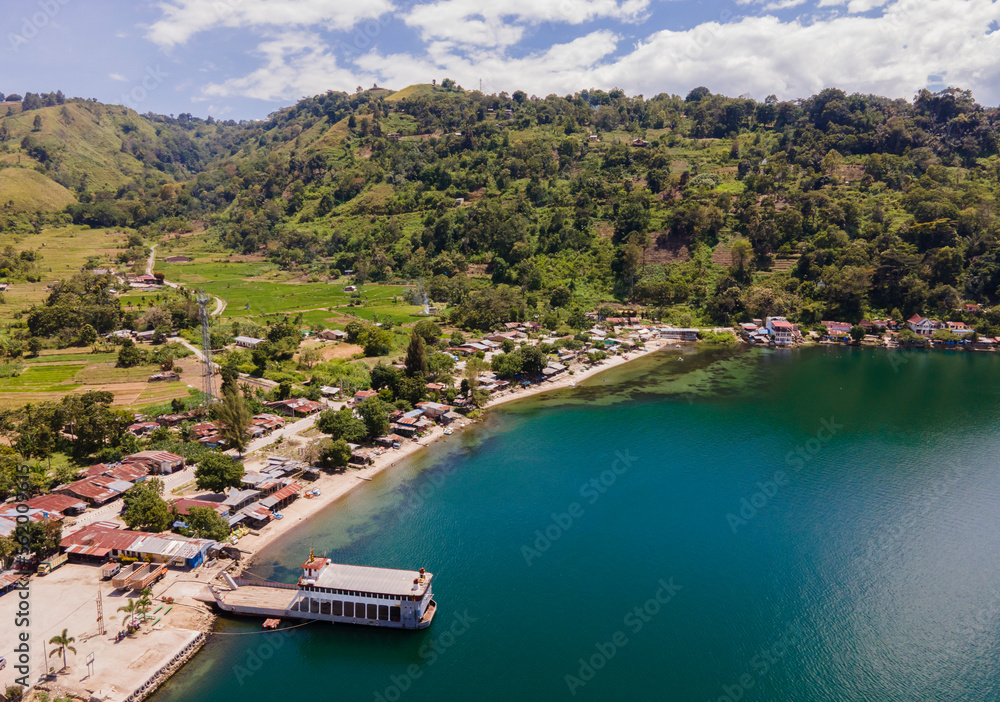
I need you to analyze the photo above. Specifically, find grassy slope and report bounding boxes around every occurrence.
[0,167,75,210]
[0,100,181,207]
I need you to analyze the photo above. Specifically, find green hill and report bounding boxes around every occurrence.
[0,167,75,211]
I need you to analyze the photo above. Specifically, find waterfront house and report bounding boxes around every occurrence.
[945,321,975,336]
[61,524,215,568]
[907,315,942,336]
[766,317,795,346]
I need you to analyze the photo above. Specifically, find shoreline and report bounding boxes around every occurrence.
[5,339,674,702]
[227,337,674,569]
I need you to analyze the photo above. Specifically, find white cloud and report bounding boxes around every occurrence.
[403,0,648,48]
[200,31,380,100]
[191,0,1000,108]
[761,0,807,10]
[147,0,394,47]
[109,73,128,82]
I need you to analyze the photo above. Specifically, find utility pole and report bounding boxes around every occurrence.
[197,292,214,404]
[96,588,105,635]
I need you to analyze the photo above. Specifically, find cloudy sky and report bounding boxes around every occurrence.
[3,0,1000,119]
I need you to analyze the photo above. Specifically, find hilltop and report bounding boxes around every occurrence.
[3,83,1000,336]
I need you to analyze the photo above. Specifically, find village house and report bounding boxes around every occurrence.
[61,524,216,569]
[318,329,348,341]
[234,336,266,349]
[172,498,230,518]
[945,321,975,336]
[264,398,323,417]
[414,402,452,419]
[907,315,942,336]
[127,421,162,437]
[766,317,795,347]
[122,450,185,475]
[350,389,379,406]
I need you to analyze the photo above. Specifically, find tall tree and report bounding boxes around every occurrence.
[48,629,76,670]
[215,389,252,455]
[404,332,428,378]
[357,396,390,438]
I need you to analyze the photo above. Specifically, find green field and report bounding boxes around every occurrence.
[0,364,82,392]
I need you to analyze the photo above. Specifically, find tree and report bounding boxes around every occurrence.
[413,319,442,343]
[27,337,42,357]
[78,323,98,346]
[195,452,244,493]
[317,438,352,470]
[182,506,230,541]
[32,115,42,131]
[215,389,252,455]
[849,325,866,343]
[316,407,367,442]
[519,345,548,376]
[14,518,61,558]
[359,327,393,356]
[0,535,16,569]
[48,629,76,671]
[357,396,389,438]
[122,479,172,532]
[117,598,139,627]
[116,339,143,368]
[404,332,428,377]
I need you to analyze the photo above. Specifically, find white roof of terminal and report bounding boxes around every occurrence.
[312,562,433,597]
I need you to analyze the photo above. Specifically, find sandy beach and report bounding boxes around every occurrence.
[0,338,672,702]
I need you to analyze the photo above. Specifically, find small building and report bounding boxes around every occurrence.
[148,371,180,382]
[660,328,699,342]
[343,286,357,293]
[264,398,323,417]
[414,402,453,419]
[318,329,348,341]
[945,321,975,336]
[128,421,162,437]
[172,498,230,518]
[351,389,379,405]
[235,336,266,349]
[123,450,185,474]
[18,494,87,517]
[631,138,649,148]
[387,132,402,141]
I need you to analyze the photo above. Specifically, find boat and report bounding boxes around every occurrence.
[443,428,453,435]
[273,512,284,519]
[209,550,437,630]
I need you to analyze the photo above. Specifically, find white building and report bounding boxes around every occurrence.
[235,336,266,348]
[765,317,794,347]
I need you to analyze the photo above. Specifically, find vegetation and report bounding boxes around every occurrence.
[194,452,244,493]
[180,506,230,541]
[47,629,76,671]
[121,478,172,532]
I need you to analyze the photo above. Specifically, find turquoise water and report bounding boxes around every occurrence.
[154,346,1000,701]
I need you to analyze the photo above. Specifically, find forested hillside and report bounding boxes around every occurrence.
[6,83,1000,331]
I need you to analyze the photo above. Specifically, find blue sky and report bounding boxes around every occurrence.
[2,0,1000,120]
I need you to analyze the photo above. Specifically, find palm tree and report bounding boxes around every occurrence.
[118,599,138,627]
[48,629,76,671]
[136,587,153,620]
